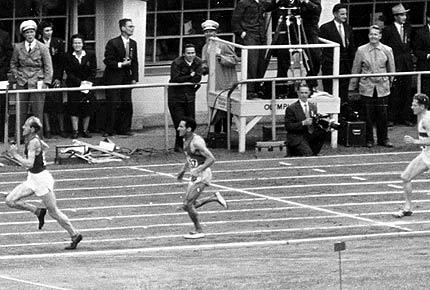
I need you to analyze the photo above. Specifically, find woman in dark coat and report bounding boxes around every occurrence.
[64,34,97,138]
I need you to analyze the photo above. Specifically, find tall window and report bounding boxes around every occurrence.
[146,0,236,65]
[341,0,428,47]
[0,0,95,52]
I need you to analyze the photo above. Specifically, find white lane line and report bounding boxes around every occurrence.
[2,207,430,228]
[0,224,409,248]
[0,174,156,186]
[387,184,403,189]
[133,167,412,232]
[312,169,326,173]
[279,162,292,166]
[3,217,430,239]
[2,197,429,217]
[0,274,69,290]
[1,230,429,260]
[351,176,367,181]
[278,161,409,170]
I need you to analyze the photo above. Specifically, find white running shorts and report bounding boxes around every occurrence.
[23,170,54,197]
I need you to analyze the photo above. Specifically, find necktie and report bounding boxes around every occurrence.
[304,103,310,118]
[28,45,31,53]
[400,25,404,43]
[339,23,346,47]
[125,41,130,59]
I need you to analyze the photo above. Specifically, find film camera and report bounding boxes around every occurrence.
[278,0,301,14]
[312,114,340,131]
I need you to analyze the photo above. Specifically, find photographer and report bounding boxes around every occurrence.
[284,83,328,156]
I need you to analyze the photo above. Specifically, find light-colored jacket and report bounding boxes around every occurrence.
[10,40,53,88]
[349,42,395,97]
[202,39,238,91]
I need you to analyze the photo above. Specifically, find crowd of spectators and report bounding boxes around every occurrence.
[0,18,138,141]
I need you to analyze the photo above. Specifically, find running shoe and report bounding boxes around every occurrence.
[393,210,413,218]
[65,233,83,250]
[215,192,228,208]
[183,232,205,239]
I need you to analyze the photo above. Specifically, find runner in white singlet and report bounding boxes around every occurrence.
[396,93,430,218]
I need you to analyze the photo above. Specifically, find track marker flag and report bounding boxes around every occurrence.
[334,241,346,290]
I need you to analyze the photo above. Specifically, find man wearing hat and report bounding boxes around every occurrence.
[414,10,430,97]
[10,20,53,135]
[382,3,414,127]
[201,19,239,133]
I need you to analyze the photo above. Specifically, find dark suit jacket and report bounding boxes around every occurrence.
[103,36,138,85]
[319,20,355,66]
[381,23,413,72]
[300,0,322,43]
[284,100,317,147]
[168,56,203,102]
[43,37,64,81]
[0,28,13,80]
[64,51,97,87]
[231,0,278,41]
[414,25,430,76]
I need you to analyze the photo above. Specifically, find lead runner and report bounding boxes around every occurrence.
[5,116,83,249]
[177,117,228,239]
[395,93,430,218]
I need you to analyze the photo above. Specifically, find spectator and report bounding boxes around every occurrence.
[231,0,280,99]
[414,10,430,96]
[103,18,139,137]
[284,83,327,156]
[168,43,203,152]
[39,20,66,138]
[382,3,414,127]
[0,27,13,142]
[319,3,356,104]
[10,20,53,136]
[201,19,239,133]
[64,34,97,139]
[349,25,395,148]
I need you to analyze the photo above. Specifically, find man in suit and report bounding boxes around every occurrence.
[414,10,430,96]
[39,21,66,138]
[319,3,356,104]
[284,83,327,156]
[382,3,414,127]
[0,27,13,141]
[103,18,139,137]
[10,20,53,135]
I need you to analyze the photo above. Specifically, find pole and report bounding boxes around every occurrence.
[163,85,169,151]
[338,250,342,290]
[4,83,9,145]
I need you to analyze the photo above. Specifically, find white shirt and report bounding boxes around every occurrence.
[43,38,51,48]
[394,22,404,39]
[72,50,86,64]
[25,41,36,52]
[299,100,310,117]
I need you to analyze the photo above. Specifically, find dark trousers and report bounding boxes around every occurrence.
[389,76,413,124]
[105,87,133,134]
[321,60,352,103]
[243,35,265,94]
[16,84,45,135]
[168,99,195,149]
[421,77,430,96]
[287,129,327,157]
[362,91,389,144]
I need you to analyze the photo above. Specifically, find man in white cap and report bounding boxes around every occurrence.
[10,20,53,136]
[382,3,414,127]
[201,19,239,134]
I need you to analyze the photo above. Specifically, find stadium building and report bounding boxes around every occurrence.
[0,0,427,128]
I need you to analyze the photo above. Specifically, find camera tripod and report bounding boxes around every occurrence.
[259,7,314,97]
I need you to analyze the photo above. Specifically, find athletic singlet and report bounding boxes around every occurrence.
[25,136,46,174]
[184,134,206,168]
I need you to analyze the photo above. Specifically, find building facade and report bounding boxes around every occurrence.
[0,0,428,127]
